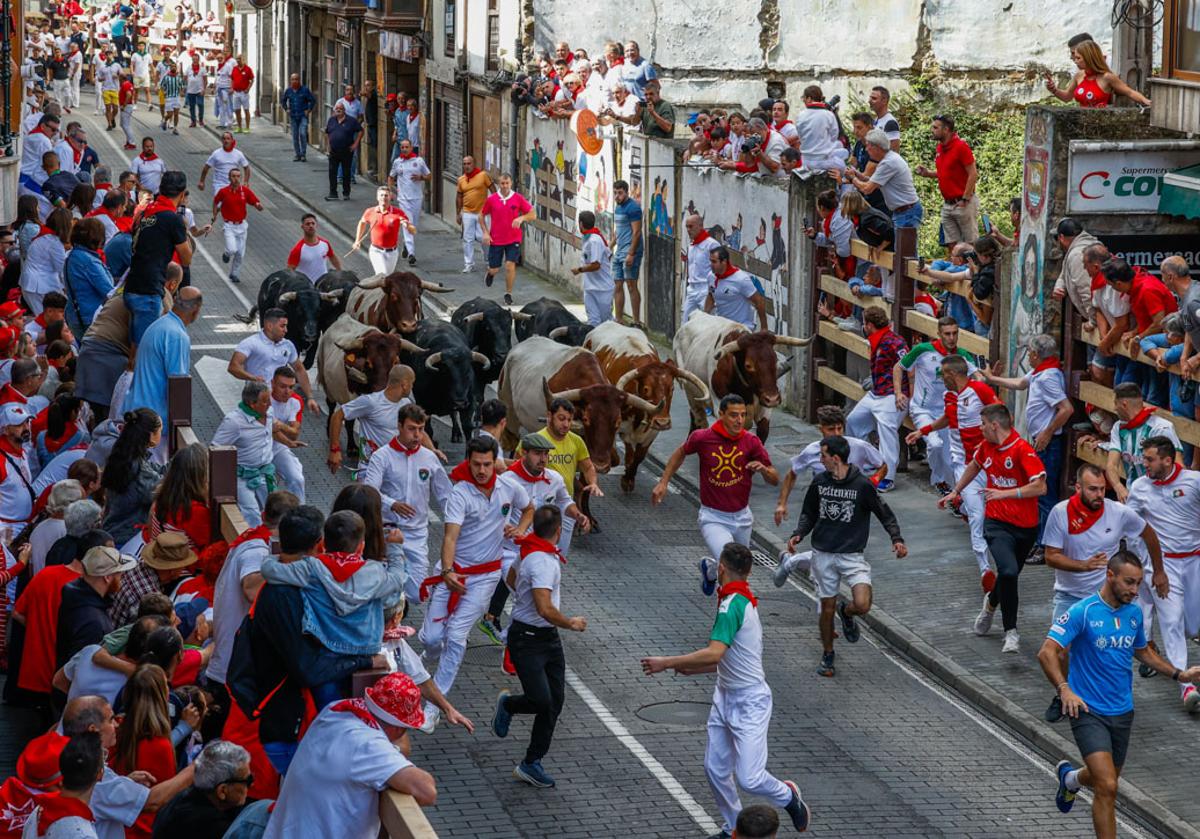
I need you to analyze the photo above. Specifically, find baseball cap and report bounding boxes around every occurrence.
[0,403,32,428]
[386,92,398,102]
[519,432,554,451]
[81,545,138,576]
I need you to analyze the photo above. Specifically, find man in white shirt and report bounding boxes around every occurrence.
[268,367,307,501]
[66,43,84,111]
[19,114,59,192]
[197,131,251,193]
[130,137,166,196]
[262,672,436,839]
[795,85,848,173]
[868,85,902,151]
[327,364,416,470]
[571,211,613,325]
[96,55,121,131]
[130,46,150,106]
[1126,436,1200,711]
[848,129,923,229]
[286,213,341,283]
[227,309,321,417]
[682,213,720,324]
[745,117,788,180]
[213,50,235,128]
[211,381,283,526]
[704,246,767,331]
[386,139,431,266]
[363,403,452,603]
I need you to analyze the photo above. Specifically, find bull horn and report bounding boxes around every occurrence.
[399,339,426,354]
[319,289,345,302]
[334,338,364,352]
[773,334,815,348]
[346,367,369,384]
[543,378,582,406]
[463,312,485,324]
[712,340,741,361]
[628,394,665,415]
[420,281,453,293]
[615,368,639,391]
[673,367,710,402]
[548,326,570,340]
[425,351,444,371]
[471,352,491,369]
[278,291,298,304]
[512,311,533,321]
[356,276,386,290]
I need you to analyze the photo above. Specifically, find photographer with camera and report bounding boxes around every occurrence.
[962,236,1000,337]
[718,117,786,178]
[795,85,849,174]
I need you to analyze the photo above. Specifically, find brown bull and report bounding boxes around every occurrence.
[346,271,453,333]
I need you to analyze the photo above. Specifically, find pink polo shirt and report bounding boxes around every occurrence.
[481,190,533,246]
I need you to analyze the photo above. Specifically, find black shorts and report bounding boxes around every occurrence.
[1070,708,1134,768]
[488,242,520,268]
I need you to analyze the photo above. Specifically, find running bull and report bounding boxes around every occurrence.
[241,269,348,367]
[512,297,593,346]
[346,271,453,333]
[400,319,492,447]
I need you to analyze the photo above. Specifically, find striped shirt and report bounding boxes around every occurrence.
[158,73,185,98]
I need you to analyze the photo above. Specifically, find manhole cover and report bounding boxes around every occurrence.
[636,701,711,727]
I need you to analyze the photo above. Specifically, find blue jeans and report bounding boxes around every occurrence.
[892,201,925,229]
[290,114,308,158]
[124,292,162,346]
[186,92,203,123]
[262,741,299,776]
[1036,434,1064,544]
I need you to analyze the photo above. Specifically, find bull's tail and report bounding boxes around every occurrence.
[234,305,259,325]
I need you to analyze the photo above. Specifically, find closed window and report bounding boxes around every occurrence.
[486,0,500,71]
[444,0,456,58]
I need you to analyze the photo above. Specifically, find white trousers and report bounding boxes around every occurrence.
[52,80,70,107]
[215,87,233,125]
[272,447,305,502]
[418,568,498,695]
[398,199,421,256]
[682,284,708,325]
[222,220,248,278]
[910,406,952,487]
[236,478,269,527]
[394,536,430,604]
[120,104,135,145]
[461,212,483,268]
[94,81,103,113]
[699,505,753,560]
[67,75,81,109]
[953,461,989,574]
[1139,556,1197,694]
[846,391,905,480]
[705,685,793,834]
[368,245,400,275]
[583,288,614,326]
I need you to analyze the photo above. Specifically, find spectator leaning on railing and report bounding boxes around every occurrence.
[1103,257,1178,407]
[846,129,923,229]
[1049,217,1100,327]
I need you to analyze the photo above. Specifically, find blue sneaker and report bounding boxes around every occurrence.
[876,478,895,493]
[491,690,512,739]
[514,760,556,788]
[699,557,717,596]
[1054,759,1076,813]
[784,780,811,832]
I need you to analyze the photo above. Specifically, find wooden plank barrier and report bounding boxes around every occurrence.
[904,309,991,357]
[1077,379,1200,447]
[902,257,974,299]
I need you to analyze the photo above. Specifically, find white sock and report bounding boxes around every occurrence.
[1064,769,1081,792]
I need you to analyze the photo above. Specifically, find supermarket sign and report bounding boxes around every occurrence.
[1067,140,1200,214]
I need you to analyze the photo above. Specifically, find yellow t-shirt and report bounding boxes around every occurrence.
[457,170,494,214]
[529,427,589,494]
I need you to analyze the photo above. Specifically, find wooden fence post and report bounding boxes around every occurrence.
[167,376,192,457]
[209,446,239,539]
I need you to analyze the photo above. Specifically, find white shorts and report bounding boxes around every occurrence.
[164,96,181,111]
[810,550,871,599]
[232,91,250,110]
[135,73,150,87]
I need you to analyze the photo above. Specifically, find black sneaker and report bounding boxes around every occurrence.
[485,272,494,287]
[342,195,351,201]
[837,599,860,643]
[935,482,952,496]
[408,254,417,266]
[324,195,339,201]
[816,650,835,677]
[783,781,811,832]
[1045,693,1064,723]
[221,251,230,264]
[1139,641,1160,677]
[503,293,513,306]
[1026,545,1046,565]
[230,275,240,284]
[401,248,409,259]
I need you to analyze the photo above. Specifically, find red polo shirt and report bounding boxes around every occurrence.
[934,134,975,202]
[1128,267,1178,333]
[231,64,254,92]
[214,184,260,224]
[12,565,81,693]
[360,205,409,250]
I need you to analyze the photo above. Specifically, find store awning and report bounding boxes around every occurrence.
[1159,163,1200,219]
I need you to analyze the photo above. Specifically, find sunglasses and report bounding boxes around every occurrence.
[221,773,253,787]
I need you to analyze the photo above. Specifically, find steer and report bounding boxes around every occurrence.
[241,269,345,367]
[672,311,812,442]
[450,297,513,417]
[346,271,453,333]
[512,297,593,346]
[584,321,710,492]
[400,319,491,448]
[314,269,360,337]
[316,313,424,456]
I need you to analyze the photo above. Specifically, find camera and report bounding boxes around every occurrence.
[963,250,978,264]
[743,134,762,152]
[827,94,841,111]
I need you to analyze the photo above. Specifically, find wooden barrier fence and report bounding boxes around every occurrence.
[166,376,437,839]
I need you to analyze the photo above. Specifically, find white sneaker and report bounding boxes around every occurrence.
[418,702,440,734]
[1002,629,1020,653]
[461,265,473,273]
[973,593,994,636]
[773,550,812,587]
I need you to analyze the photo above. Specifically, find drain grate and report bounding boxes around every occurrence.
[462,643,503,667]
[636,701,711,727]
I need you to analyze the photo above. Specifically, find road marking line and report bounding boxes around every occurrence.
[564,668,720,835]
[194,355,242,415]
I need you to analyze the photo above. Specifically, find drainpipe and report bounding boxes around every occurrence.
[509,36,521,176]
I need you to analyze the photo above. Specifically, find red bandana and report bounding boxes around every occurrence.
[1066,493,1104,535]
[709,419,744,441]
[229,524,270,550]
[66,138,84,165]
[138,150,158,161]
[1153,462,1183,486]
[1033,356,1061,375]
[31,792,93,836]
[388,437,421,456]
[717,579,758,607]
[932,339,950,356]
[449,460,497,491]
[33,225,58,242]
[330,698,380,729]
[94,182,112,191]
[582,227,608,248]
[691,230,710,246]
[1090,271,1107,293]
[223,139,236,151]
[509,458,549,484]
[713,263,738,289]
[516,532,565,563]
[399,151,416,160]
[316,551,366,583]
[1122,405,1156,430]
[464,167,482,179]
[867,324,894,358]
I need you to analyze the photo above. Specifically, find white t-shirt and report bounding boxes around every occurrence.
[362,442,451,538]
[759,130,789,179]
[96,62,120,91]
[214,57,235,89]
[21,811,98,838]
[708,269,760,330]
[234,331,299,383]
[443,479,531,568]
[211,405,276,468]
[1024,366,1068,439]
[900,344,976,413]
[1092,284,1130,321]
[63,643,128,704]
[509,550,561,628]
[790,436,884,477]
[184,66,205,94]
[1043,499,1146,597]
[90,766,149,839]
[1105,414,1180,483]
[874,110,901,143]
[685,235,720,291]
[271,393,303,454]
[1126,465,1200,557]
[262,705,412,839]
[579,232,612,293]
[497,469,570,557]
[289,238,334,283]
[795,107,842,159]
[130,155,167,194]
[341,390,410,453]
[205,536,269,682]
[868,150,920,209]
[130,52,149,79]
[388,156,430,204]
[205,146,250,192]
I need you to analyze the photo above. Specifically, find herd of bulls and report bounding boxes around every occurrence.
[244,268,813,493]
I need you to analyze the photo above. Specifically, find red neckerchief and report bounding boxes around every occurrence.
[1033,356,1061,375]
[691,230,710,246]
[134,196,177,224]
[931,339,951,356]
[509,458,549,484]
[0,385,28,405]
[330,698,380,729]
[388,436,421,456]
[138,150,158,161]
[316,551,366,583]
[449,460,497,490]
[867,324,894,358]
[1123,405,1156,430]
[1153,462,1184,486]
[806,101,831,110]
[1090,271,1107,293]
[773,119,793,130]
[33,225,58,242]
[464,167,482,179]
[94,181,112,191]
[916,292,939,314]
[516,532,565,563]
[34,314,47,330]
[229,524,270,550]
[31,792,93,836]
[712,263,738,289]
[398,151,416,160]
[717,579,758,607]
[582,227,608,248]
[66,138,84,165]
[27,126,50,140]
[1066,493,1104,535]
[709,419,745,441]
[822,213,833,237]
[222,139,236,151]
[43,421,79,454]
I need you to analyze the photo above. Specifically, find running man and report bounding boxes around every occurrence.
[198,132,251,195]
[351,186,415,276]
[785,435,905,676]
[157,59,184,135]
[117,68,136,150]
[212,167,263,285]
[286,213,341,283]
[456,154,494,273]
[491,505,588,790]
[481,173,535,306]
[1125,436,1200,711]
[571,210,613,326]
[1039,548,1200,838]
[941,403,1046,653]
[682,212,720,324]
[386,139,430,266]
[520,398,602,556]
[327,364,435,471]
[268,366,308,502]
[653,394,778,588]
[641,543,812,837]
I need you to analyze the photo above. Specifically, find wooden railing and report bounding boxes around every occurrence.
[166,376,437,838]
